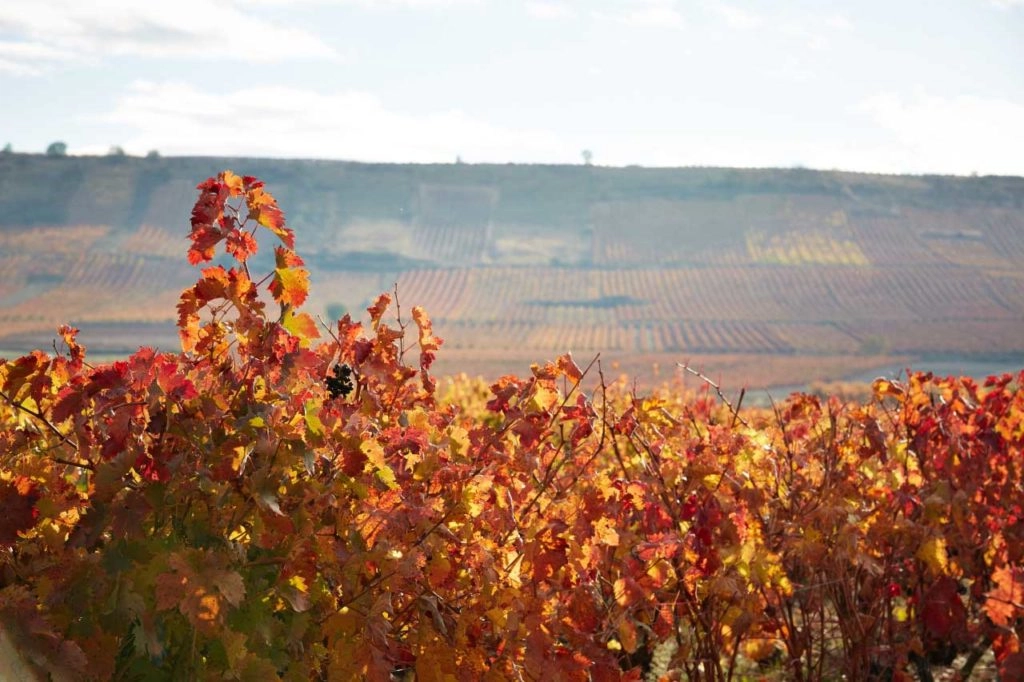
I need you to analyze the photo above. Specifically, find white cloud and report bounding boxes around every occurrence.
[989,0,1024,7]
[525,1,576,20]
[712,4,761,30]
[0,40,83,75]
[775,14,853,51]
[239,0,481,5]
[593,0,684,29]
[94,80,574,163]
[823,13,853,30]
[705,6,851,49]
[0,58,40,77]
[0,0,339,75]
[860,91,1024,176]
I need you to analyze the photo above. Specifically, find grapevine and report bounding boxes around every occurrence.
[0,172,1021,680]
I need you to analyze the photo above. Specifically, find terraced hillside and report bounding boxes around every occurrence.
[1,153,1022,389]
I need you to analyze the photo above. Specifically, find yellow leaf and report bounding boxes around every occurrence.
[916,537,949,575]
[593,517,620,547]
[221,170,244,194]
[529,385,559,412]
[304,400,324,437]
[448,425,469,458]
[464,474,493,518]
[361,440,398,489]
[289,575,308,594]
[252,376,268,400]
[282,309,320,344]
[270,256,310,308]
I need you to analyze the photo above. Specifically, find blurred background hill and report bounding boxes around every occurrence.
[2,152,1022,393]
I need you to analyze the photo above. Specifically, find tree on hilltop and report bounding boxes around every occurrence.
[45,141,67,156]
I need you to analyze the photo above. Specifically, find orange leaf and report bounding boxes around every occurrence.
[613,577,643,607]
[556,353,584,382]
[269,247,309,308]
[246,184,293,248]
[221,169,244,195]
[367,293,391,328]
[618,619,639,654]
[985,566,1024,627]
[176,290,201,352]
[281,310,320,344]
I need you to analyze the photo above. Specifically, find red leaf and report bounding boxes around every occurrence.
[57,324,85,368]
[188,177,230,264]
[1000,653,1024,681]
[921,576,970,647]
[0,478,39,546]
[556,353,584,382]
[225,228,258,261]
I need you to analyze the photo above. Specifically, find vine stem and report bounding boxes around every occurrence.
[677,362,749,428]
[0,388,92,470]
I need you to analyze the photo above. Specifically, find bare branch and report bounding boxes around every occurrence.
[677,362,749,428]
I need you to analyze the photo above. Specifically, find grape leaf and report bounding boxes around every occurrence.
[269,247,309,309]
[985,566,1024,627]
[281,309,320,344]
[0,478,39,546]
[245,182,293,248]
[225,228,258,262]
[188,176,230,264]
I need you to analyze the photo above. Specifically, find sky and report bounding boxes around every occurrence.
[1,0,1022,176]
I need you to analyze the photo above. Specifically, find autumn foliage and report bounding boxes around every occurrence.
[1,172,1023,681]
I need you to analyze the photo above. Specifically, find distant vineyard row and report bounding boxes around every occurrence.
[3,260,1022,360]
[23,184,1020,271]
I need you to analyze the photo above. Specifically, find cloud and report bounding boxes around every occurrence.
[92,80,574,163]
[774,13,854,51]
[0,0,339,75]
[823,13,853,30]
[241,0,481,5]
[525,1,576,20]
[711,4,761,30]
[0,40,83,75]
[593,0,684,29]
[703,5,852,50]
[989,0,1024,7]
[860,91,1024,175]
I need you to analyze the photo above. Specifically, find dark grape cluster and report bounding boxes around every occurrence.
[326,363,354,399]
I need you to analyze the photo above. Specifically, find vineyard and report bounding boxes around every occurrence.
[0,173,1022,680]
[1,155,1023,389]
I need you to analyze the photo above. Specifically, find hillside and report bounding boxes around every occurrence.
[1,152,1023,389]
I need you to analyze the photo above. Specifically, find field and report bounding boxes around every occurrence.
[1,154,1023,390]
